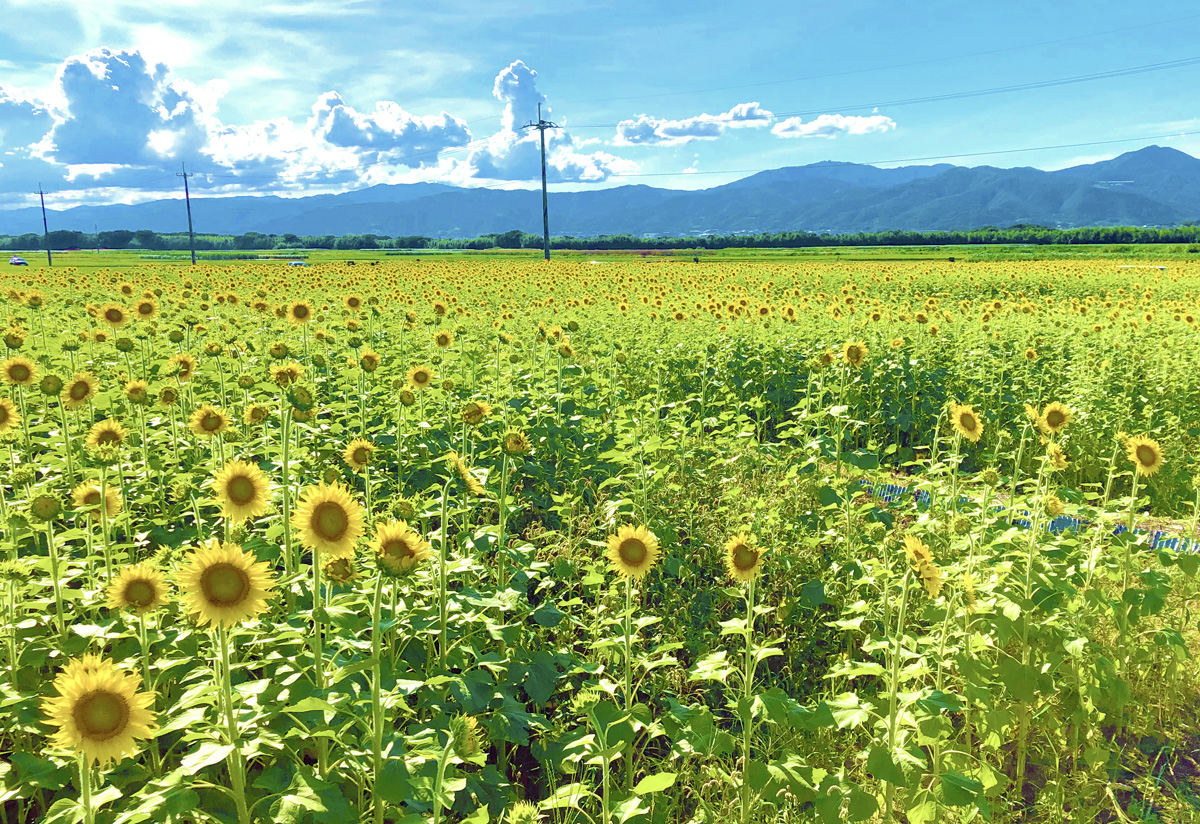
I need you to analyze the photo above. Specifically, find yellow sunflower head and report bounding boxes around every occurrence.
[724,532,765,583]
[446,451,486,497]
[177,539,276,627]
[124,379,151,406]
[72,480,122,520]
[359,349,381,372]
[166,353,197,382]
[407,364,435,390]
[99,303,129,328]
[85,419,127,453]
[1046,442,1069,472]
[370,520,432,577]
[211,460,271,523]
[0,396,18,435]
[287,300,314,326]
[433,329,454,349]
[1038,402,1073,436]
[842,340,868,368]
[1125,434,1164,477]
[461,400,493,427]
[902,534,933,567]
[106,563,169,613]
[188,404,231,438]
[502,430,531,456]
[61,372,100,410]
[2,356,37,386]
[950,402,984,444]
[606,525,660,579]
[343,438,376,471]
[42,657,157,767]
[292,481,365,560]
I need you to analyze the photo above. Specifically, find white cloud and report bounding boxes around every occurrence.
[771,113,896,139]
[615,102,773,146]
[306,92,471,165]
[0,87,54,149]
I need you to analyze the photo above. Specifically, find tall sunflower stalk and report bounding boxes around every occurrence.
[723,533,768,824]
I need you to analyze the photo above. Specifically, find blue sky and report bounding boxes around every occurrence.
[1,0,1198,210]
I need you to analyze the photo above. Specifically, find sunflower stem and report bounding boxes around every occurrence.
[44,520,67,643]
[281,405,294,584]
[214,628,252,824]
[497,450,509,586]
[438,479,450,671]
[56,403,77,488]
[739,575,757,824]
[623,576,635,790]
[99,466,114,583]
[371,572,386,824]
[1014,454,1051,805]
[310,547,329,779]
[883,565,913,824]
[136,612,163,777]
[78,755,94,824]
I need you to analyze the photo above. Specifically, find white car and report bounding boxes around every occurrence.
[8,256,27,266]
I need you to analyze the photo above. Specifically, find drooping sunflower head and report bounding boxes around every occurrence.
[950,402,984,444]
[61,372,100,410]
[166,353,197,382]
[902,534,933,567]
[407,364,435,390]
[446,451,485,497]
[502,430,531,456]
[177,540,276,628]
[1125,434,1164,477]
[211,460,271,523]
[1046,442,1068,472]
[124,379,150,406]
[188,404,231,438]
[841,340,868,369]
[99,303,129,328]
[72,481,122,520]
[1023,403,1040,425]
[287,300,314,326]
[0,396,18,434]
[606,525,660,579]
[322,556,359,585]
[461,400,493,427]
[85,419,127,453]
[2,356,37,386]
[244,404,270,426]
[371,520,432,577]
[292,481,365,560]
[343,438,376,471]
[724,532,765,583]
[359,349,381,372]
[1038,402,1073,436]
[106,563,169,613]
[42,656,157,767]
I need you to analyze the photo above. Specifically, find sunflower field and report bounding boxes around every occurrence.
[1,255,1200,824]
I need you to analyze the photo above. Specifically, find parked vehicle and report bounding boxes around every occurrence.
[8,257,27,266]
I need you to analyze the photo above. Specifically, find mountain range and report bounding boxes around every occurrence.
[3,145,1199,238]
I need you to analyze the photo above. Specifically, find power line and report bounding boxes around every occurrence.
[35,185,52,266]
[177,163,197,265]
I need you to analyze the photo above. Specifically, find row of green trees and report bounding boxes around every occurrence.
[3,224,1200,252]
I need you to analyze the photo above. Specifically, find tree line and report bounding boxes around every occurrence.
[3,224,1200,253]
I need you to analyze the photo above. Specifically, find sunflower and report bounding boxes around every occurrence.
[407,364,435,390]
[166,353,197,382]
[606,525,660,579]
[287,300,314,326]
[433,330,454,349]
[61,372,100,410]
[724,532,764,582]
[72,481,122,520]
[1038,402,1073,436]
[461,400,493,426]
[293,482,365,560]
[502,430,531,456]
[157,386,180,407]
[244,404,270,425]
[1046,442,1068,471]
[950,402,984,443]
[1125,434,1164,476]
[1024,348,1038,361]
[124,379,150,406]
[177,540,276,627]
[106,564,169,613]
[323,556,358,584]
[0,397,20,435]
[39,374,64,396]
[211,460,271,523]
[343,438,376,471]
[42,657,157,766]
[2,356,36,386]
[1023,403,1040,425]
[359,349,381,372]
[902,534,933,566]
[85,419,127,452]
[817,351,835,369]
[344,294,363,312]
[133,298,158,320]
[99,303,129,328]
[447,451,486,496]
[188,405,231,438]
[370,521,432,577]
[399,389,416,407]
[842,340,868,368]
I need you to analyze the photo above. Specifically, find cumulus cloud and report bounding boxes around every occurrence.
[615,102,773,146]
[771,113,896,139]
[306,91,471,164]
[0,88,54,150]
[466,60,634,183]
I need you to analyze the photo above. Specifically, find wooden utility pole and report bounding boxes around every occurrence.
[522,102,559,261]
[177,163,197,265]
[36,186,52,266]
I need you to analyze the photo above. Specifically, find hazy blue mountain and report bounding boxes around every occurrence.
[1,146,1195,238]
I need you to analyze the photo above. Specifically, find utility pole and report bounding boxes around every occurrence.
[36,185,52,266]
[177,162,197,265]
[521,102,559,261]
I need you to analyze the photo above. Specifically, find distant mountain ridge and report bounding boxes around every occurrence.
[2,145,1198,238]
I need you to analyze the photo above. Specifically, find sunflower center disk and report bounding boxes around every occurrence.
[1137,445,1156,465]
[70,384,89,400]
[618,539,647,566]
[383,540,413,560]
[125,580,155,607]
[74,691,129,739]
[733,545,759,571]
[98,432,120,445]
[227,476,256,505]
[353,449,369,465]
[202,564,250,606]
[313,502,349,542]
[202,415,222,431]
